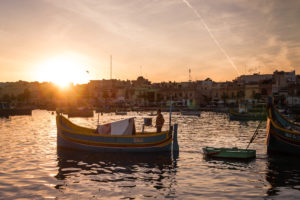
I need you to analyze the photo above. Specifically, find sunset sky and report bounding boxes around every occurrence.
[0,0,299,84]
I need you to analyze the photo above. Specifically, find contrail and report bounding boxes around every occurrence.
[182,0,240,75]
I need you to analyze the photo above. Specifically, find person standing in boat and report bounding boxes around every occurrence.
[155,109,165,133]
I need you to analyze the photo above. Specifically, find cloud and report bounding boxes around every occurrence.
[0,0,299,82]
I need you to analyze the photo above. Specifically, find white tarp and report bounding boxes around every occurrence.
[97,118,135,135]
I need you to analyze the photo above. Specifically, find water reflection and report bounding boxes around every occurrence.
[55,148,178,199]
[266,155,300,197]
[3,110,300,199]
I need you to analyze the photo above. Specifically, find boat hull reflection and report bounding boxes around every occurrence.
[55,148,179,193]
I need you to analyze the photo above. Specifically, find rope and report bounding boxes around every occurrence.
[246,120,263,149]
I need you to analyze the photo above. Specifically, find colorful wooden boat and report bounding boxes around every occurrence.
[266,102,300,155]
[229,109,266,121]
[202,147,256,159]
[56,113,179,152]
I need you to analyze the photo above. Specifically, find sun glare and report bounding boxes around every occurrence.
[36,54,89,88]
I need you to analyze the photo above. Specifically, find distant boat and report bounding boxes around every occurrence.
[115,111,127,115]
[202,147,256,159]
[0,102,10,118]
[229,109,266,121]
[181,110,201,117]
[266,101,300,155]
[56,113,179,152]
[66,107,94,118]
[0,102,32,117]
[148,112,156,116]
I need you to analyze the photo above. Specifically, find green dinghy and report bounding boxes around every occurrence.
[203,147,256,159]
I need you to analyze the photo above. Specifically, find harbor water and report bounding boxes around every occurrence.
[1,110,300,199]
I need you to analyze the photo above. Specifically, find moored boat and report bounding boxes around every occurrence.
[0,102,32,117]
[148,112,156,116]
[229,109,266,121]
[56,113,178,152]
[0,102,10,118]
[202,147,256,159]
[266,102,300,155]
[115,111,127,115]
[66,107,94,118]
[181,110,201,117]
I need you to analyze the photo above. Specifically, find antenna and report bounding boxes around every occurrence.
[110,55,112,79]
[189,68,192,82]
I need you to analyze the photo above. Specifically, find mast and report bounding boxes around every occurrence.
[110,55,112,79]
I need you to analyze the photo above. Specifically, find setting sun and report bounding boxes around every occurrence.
[35,54,90,87]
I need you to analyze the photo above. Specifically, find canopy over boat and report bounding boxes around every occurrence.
[266,99,300,155]
[56,113,178,152]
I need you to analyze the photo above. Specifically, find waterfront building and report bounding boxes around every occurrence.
[272,70,296,95]
[0,70,299,109]
[235,73,273,84]
[88,79,131,106]
[258,79,273,101]
[244,83,260,103]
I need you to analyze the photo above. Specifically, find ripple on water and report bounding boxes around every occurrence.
[0,110,299,199]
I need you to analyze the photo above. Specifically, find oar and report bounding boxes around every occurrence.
[246,120,263,149]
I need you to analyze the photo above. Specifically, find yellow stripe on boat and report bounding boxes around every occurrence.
[58,130,172,147]
[268,109,300,135]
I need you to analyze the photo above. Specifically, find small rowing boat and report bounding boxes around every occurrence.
[202,147,256,159]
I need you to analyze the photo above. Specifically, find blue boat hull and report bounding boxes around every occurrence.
[266,119,300,155]
[266,102,300,155]
[57,134,173,152]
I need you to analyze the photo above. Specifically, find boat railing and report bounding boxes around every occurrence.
[268,107,300,135]
[57,114,171,137]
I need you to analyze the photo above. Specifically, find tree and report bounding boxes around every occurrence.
[261,88,267,96]
[125,89,129,99]
[156,93,163,102]
[221,92,229,106]
[102,90,109,99]
[202,94,211,106]
[237,91,245,100]
[10,94,16,101]
[236,90,245,105]
[279,95,286,106]
[111,90,117,99]
[23,88,31,103]
[253,93,261,102]
[146,92,155,102]
[2,94,10,102]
